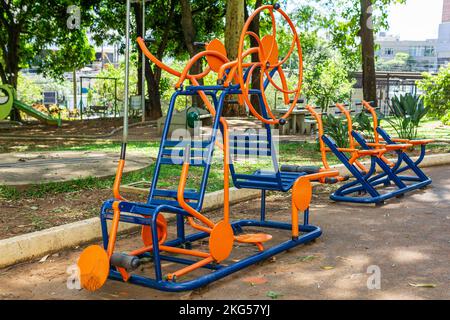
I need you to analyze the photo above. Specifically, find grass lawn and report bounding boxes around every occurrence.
[1,137,449,202]
[381,118,450,140]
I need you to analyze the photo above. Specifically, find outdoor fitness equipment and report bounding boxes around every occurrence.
[306,101,432,205]
[77,3,339,292]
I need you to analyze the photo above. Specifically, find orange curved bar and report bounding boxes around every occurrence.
[189,77,217,116]
[177,160,215,229]
[335,103,356,149]
[137,37,182,77]
[219,46,259,86]
[137,37,212,82]
[258,67,278,121]
[107,201,121,257]
[241,63,277,124]
[305,105,330,169]
[112,159,126,201]
[270,8,300,69]
[175,50,228,88]
[237,5,303,125]
[361,100,380,144]
[304,170,339,182]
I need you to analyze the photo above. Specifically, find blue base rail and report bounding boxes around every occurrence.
[322,133,432,205]
[106,219,321,292]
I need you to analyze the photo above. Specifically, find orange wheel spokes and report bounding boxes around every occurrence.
[237,4,303,125]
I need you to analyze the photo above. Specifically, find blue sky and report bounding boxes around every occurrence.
[385,0,443,40]
[286,0,444,41]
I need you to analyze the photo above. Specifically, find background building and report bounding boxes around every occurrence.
[376,0,450,72]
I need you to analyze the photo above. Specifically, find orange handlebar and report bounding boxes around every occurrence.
[137,37,182,77]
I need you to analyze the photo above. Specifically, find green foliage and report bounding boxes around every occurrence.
[385,94,428,139]
[16,75,42,105]
[291,7,354,112]
[303,0,406,70]
[303,56,355,112]
[441,112,450,126]
[92,60,137,111]
[322,113,350,148]
[352,110,384,142]
[417,65,450,120]
[376,52,416,72]
[0,0,95,85]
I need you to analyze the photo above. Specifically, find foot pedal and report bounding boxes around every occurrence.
[235,233,272,243]
[235,233,272,252]
[110,253,141,271]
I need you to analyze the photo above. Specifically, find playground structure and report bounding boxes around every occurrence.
[306,101,433,205]
[0,84,61,126]
[77,3,346,292]
[79,76,119,120]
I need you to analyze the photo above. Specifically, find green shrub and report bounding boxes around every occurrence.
[322,113,349,148]
[441,111,450,126]
[352,110,382,142]
[384,94,428,140]
[417,65,450,120]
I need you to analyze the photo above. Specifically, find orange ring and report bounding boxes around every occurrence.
[237,4,303,125]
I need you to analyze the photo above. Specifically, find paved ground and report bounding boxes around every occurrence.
[0,150,152,186]
[0,166,449,300]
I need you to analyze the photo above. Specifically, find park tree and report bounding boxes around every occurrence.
[222,0,244,116]
[91,0,225,119]
[302,0,406,107]
[0,0,95,120]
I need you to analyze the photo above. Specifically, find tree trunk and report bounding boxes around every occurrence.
[359,0,378,107]
[5,26,22,121]
[224,0,245,116]
[180,0,204,109]
[145,64,163,120]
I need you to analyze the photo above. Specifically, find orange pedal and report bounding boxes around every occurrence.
[77,245,110,292]
[234,233,272,243]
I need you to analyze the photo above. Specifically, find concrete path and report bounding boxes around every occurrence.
[0,166,448,300]
[0,151,153,186]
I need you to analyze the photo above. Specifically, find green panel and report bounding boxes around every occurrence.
[0,84,14,120]
[13,99,61,126]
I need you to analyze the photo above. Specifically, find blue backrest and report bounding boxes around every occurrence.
[146,91,223,212]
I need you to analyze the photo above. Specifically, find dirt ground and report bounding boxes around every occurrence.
[0,166,448,300]
[0,190,146,239]
[0,117,318,153]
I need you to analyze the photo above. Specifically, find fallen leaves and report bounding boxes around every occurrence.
[39,254,49,263]
[320,266,335,270]
[242,276,268,285]
[266,291,283,299]
[299,255,316,262]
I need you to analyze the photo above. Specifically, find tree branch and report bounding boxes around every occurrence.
[1,0,14,24]
[156,0,176,60]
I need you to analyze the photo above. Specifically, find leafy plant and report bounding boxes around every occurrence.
[322,113,350,148]
[384,94,428,140]
[352,110,384,142]
[417,65,450,121]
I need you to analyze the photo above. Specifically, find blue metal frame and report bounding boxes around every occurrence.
[99,69,321,292]
[321,125,432,205]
